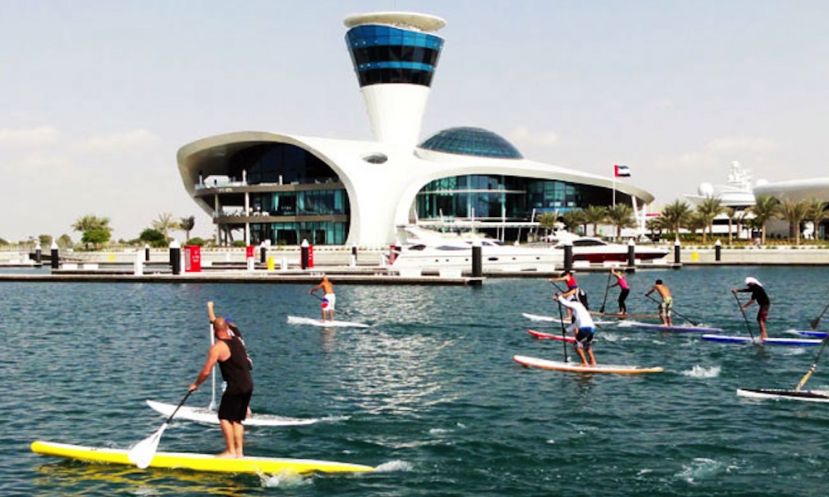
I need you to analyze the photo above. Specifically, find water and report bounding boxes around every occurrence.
[2,266,828,496]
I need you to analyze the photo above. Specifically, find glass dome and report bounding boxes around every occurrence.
[418,127,523,159]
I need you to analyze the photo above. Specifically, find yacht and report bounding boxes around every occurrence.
[548,231,669,263]
[390,226,561,272]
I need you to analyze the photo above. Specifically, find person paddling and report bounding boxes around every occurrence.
[556,293,597,366]
[310,275,336,322]
[609,268,630,315]
[189,301,254,458]
[732,277,770,341]
[551,271,589,319]
[645,279,673,326]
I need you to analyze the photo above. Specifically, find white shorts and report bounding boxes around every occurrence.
[323,293,336,311]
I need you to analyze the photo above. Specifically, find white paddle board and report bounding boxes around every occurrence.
[522,313,612,325]
[512,355,663,375]
[701,335,823,346]
[736,388,829,403]
[146,400,319,427]
[287,316,370,328]
[617,320,723,333]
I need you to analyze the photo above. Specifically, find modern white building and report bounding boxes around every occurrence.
[754,177,829,239]
[177,12,654,247]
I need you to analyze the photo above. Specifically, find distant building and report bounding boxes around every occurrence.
[177,12,654,246]
[754,177,829,240]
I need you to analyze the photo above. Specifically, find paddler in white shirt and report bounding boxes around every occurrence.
[556,293,597,366]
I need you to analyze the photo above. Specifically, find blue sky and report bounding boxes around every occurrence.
[2,0,828,241]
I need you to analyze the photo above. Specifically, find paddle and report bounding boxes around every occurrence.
[208,324,216,411]
[810,301,829,330]
[599,271,612,313]
[731,291,756,341]
[128,389,192,469]
[645,294,699,326]
[795,336,829,391]
[555,297,569,363]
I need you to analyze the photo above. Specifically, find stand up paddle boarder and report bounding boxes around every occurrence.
[310,275,336,322]
[556,293,597,366]
[732,277,770,341]
[551,271,589,320]
[610,268,630,316]
[189,302,254,458]
[645,279,673,326]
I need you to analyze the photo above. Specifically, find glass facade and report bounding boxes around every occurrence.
[215,143,351,245]
[416,175,630,220]
[227,143,339,185]
[419,127,523,159]
[249,190,348,217]
[345,24,444,87]
[250,221,349,246]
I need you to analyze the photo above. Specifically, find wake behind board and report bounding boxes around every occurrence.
[527,329,575,343]
[701,334,823,346]
[512,355,663,375]
[31,440,374,475]
[146,400,319,427]
[617,320,723,334]
[287,316,370,328]
[522,313,613,325]
[736,388,829,403]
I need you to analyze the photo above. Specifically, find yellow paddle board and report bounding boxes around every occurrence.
[31,440,374,475]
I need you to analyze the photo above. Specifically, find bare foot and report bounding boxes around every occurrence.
[216,451,235,458]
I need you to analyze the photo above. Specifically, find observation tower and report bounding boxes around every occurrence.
[344,12,446,146]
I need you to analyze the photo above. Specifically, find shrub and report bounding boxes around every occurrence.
[186,237,206,247]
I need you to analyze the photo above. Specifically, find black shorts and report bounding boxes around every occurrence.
[218,391,252,422]
[575,328,594,350]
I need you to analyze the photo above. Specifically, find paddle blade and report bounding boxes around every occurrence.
[795,371,814,392]
[810,318,821,330]
[127,423,166,468]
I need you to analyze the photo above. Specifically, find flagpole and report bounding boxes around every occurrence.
[612,166,616,208]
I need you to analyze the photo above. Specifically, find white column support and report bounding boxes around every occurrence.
[244,191,250,245]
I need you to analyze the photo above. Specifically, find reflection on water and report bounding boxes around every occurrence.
[33,461,252,497]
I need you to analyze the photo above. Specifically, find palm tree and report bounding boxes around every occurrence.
[72,214,110,233]
[750,195,780,245]
[605,204,636,240]
[179,216,196,242]
[152,212,177,241]
[646,217,664,240]
[724,207,736,245]
[560,209,587,235]
[537,212,558,239]
[582,205,608,237]
[660,200,692,240]
[805,198,827,241]
[779,198,809,245]
[695,196,724,243]
[685,212,706,239]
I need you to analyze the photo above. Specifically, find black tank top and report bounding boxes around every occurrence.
[218,337,253,394]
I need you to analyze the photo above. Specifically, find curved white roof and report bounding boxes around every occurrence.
[344,12,446,32]
[754,177,829,201]
[178,131,655,245]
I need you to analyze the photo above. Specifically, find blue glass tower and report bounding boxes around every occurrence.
[343,13,447,145]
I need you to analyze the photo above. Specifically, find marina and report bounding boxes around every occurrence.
[4,266,829,495]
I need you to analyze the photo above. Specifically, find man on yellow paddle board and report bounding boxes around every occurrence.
[189,301,254,458]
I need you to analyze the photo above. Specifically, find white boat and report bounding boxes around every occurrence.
[552,234,668,264]
[391,237,561,273]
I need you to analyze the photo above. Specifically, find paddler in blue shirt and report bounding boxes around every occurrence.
[557,294,597,366]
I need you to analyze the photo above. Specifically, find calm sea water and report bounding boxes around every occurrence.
[1,267,828,496]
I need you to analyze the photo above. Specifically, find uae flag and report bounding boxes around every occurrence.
[614,164,631,177]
